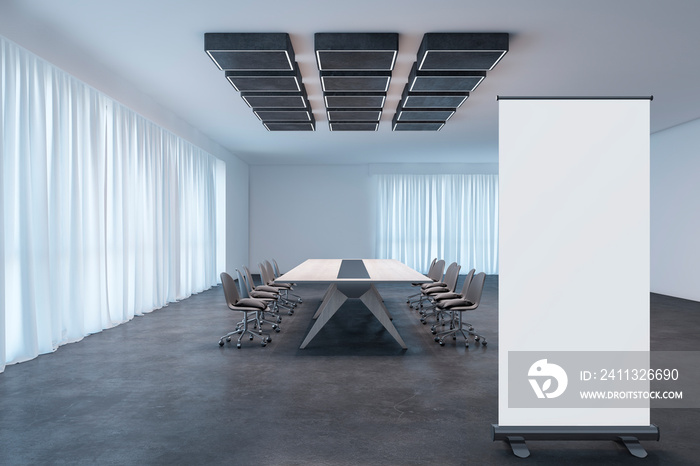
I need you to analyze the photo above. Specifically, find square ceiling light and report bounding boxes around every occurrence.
[324,93,386,109]
[399,85,468,108]
[241,90,310,109]
[264,122,315,131]
[407,63,486,92]
[329,122,379,131]
[253,110,312,122]
[205,33,295,71]
[315,33,399,71]
[226,63,302,92]
[416,33,509,71]
[395,108,455,122]
[327,110,382,122]
[320,71,391,92]
[392,121,445,131]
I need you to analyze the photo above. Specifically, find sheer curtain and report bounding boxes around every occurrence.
[376,174,499,274]
[1,36,222,372]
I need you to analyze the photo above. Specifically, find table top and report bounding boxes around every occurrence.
[275,259,431,284]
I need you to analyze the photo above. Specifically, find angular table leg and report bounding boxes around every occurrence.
[360,286,407,349]
[300,286,347,349]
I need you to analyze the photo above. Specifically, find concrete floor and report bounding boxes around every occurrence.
[0,276,698,465]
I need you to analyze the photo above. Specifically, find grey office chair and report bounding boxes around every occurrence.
[219,272,272,348]
[429,268,475,334]
[272,259,303,303]
[236,268,282,332]
[411,260,448,310]
[434,272,486,347]
[418,261,461,323]
[407,258,443,306]
[260,261,296,314]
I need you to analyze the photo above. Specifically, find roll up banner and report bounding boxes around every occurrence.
[493,97,658,458]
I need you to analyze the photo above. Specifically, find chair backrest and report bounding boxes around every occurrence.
[459,268,476,297]
[220,272,242,308]
[236,269,251,298]
[465,272,486,308]
[443,262,461,293]
[272,259,281,278]
[429,259,445,282]
[242,266,257,290]
[259,262,273,284]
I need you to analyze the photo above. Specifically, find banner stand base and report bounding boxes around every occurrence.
[491,425,659,458]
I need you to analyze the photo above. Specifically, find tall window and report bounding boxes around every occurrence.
[376,174,499,274]
[1,36,224,372]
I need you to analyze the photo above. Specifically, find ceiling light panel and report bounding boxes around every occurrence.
[329,122,379,131]
[392,121,445,131]
[327,110,382,122]
[264,122,316,131]
[204,33,295,70]
[226,64,303,92]
[324,93,386,108]
[320,71,391,92]
[396,109,455,122]
[416,33,509,71]
[242,91,309,109]
[315,33,399,71]
[407,63,486,92]
[254,110,312,121]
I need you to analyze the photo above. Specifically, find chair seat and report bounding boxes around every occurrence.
[433,291,460,301]
[250,290,278,300]
[236,298,267,310]
[437,298,474,309]
[255,285,279,293]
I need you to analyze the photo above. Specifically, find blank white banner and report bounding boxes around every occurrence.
[498,98,650,426]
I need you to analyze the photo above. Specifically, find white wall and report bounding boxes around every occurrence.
[651,117,700,301]
[249,165,375,273]
[226,158,250,275]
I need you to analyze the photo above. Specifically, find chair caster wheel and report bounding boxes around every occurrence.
[475,336,480,341]
[434,337,440,342]
[431,329,436,335]
[275,327,281,333]
[277,317,282,323]
[261,343,266,347]
[439,341,445,346]
[249,335,254,340]
[227,337,232,342]
[298,298,303,303]
[265,337,272,343]
[482,341,487,346]
[465,342,469,348]
[452,336,456,340]
[219,340,224,347]
[236,344,242,349]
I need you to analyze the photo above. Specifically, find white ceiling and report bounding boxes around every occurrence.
[2,0,700,165]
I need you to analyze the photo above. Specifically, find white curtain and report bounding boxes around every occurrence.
[1,36,221,372]
[376,174,499,274]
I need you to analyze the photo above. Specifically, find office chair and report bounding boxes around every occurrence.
[410,259,447,309]
[236,268,282,332]
[429,268,475,334]
[417,261,461,323]
[219,272,272,348]
[406,258,443,305]
[434,272,486,347]
[272,259,303,303]
[259,261,296,314]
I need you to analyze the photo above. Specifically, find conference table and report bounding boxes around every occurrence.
[275,259,431,349]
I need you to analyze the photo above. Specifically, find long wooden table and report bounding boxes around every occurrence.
[275,259,431,349]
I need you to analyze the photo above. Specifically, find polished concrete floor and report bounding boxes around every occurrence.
[0,276,699,465]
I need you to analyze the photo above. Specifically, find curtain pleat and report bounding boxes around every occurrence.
[1,36,221,372]
[376,174,499,274]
